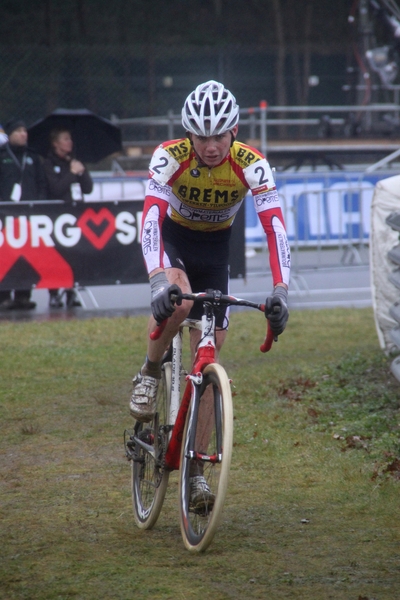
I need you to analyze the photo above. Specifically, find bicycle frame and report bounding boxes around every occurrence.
[149,291,276,470]
[165,311,218,471]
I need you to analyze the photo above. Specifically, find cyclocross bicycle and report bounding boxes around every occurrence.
[124,289,276,552]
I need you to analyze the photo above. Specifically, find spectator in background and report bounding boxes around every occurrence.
[42,128,93,308]
[0,119,47,310]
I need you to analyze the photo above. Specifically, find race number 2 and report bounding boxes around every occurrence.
[244,158,275,194]
[149,146,180,184]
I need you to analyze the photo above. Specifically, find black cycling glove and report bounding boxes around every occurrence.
[265,286,289,336]
[150,272,182,323]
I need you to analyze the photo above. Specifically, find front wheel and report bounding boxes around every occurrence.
[179,363,233,552]
[131,362,172,529]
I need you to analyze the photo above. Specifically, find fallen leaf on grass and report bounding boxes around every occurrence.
[277,377,317,402]
[384,457,400,477]
[372,455,400,480]
[282,388,303,401]
[341,435,370,452]
[333,433,370,451]
[307,407,319,420]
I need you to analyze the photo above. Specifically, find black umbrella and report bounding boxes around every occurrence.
[27,108,122,163]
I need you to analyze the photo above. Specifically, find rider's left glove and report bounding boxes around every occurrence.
[150,272,182,323]
[265,286,289,335]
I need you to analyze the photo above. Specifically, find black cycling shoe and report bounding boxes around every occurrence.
[49,293,63,308]
[66,290,82,308]
[12,299,36,310]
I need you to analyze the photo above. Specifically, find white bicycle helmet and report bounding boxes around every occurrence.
[182,80,239,136]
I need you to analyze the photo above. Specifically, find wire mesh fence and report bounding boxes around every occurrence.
[0,44,347,130]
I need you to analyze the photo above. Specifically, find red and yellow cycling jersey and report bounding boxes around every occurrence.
[142,137,290,286]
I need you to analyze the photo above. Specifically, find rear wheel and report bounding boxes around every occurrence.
[131,362,172,529]
[179,363,233,552]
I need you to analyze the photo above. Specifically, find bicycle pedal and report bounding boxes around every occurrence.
[160,424,173,434]
[124,429,136,460]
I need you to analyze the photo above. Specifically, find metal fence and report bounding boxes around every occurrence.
[245,168,391,275]
[110,101,400,172]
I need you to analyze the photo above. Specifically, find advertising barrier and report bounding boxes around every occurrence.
[245,171,392,248]
[0,200,245,290]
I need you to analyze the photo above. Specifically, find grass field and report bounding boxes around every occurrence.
[1,308,399,600]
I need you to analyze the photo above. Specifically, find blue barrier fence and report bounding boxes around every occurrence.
[245,170,392,248]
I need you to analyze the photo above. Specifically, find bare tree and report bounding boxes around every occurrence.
[271,0,288,136]
[43,0,61,114]
[291,2,313,135]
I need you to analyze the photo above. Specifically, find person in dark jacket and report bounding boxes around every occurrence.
[0,119,47,310]
[42,127,93,308]
[43,128,93,203]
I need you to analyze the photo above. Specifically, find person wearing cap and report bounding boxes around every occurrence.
[0,119,47,310]
[128,80,290,508]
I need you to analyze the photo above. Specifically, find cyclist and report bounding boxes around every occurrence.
[130,80,290,506]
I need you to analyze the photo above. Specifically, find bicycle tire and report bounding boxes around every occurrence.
[179,363,233,552]
[132,362,172,529]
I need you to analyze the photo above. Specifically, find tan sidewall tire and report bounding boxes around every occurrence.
[133,362,172,529]
[179,362,233,552]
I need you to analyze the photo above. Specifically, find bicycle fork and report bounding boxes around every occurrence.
[164,312,220,471]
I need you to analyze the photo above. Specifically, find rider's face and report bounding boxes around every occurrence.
[191,125,238,167]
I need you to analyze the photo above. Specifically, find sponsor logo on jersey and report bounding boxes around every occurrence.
[177,185,239,204]
[235,146,261,168]
[142,218,159,256]
[142,204,160,256]
[178,203,231,223]
[255,190,279,207]
[277,232,291,268]
[252,185,269,194]
[148,179,171,196]
[190,168,201,178]
[213,178,236,187]
[166,140,190,158]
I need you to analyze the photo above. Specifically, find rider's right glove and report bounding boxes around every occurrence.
[150,271,182,323]
[265,286,289,336]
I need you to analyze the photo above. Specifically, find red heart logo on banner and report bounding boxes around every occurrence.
[77,208,116,250]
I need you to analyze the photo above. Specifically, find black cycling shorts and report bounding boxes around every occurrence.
[162,216,231,328]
